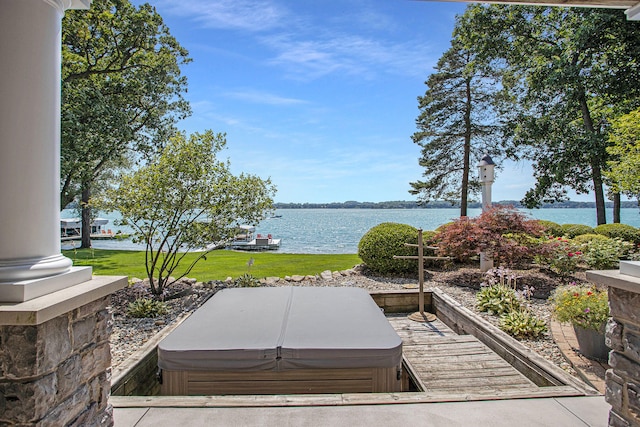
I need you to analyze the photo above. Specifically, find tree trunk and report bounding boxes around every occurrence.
[591,159,607,225]
[81,184,92,248]
[578,90,606,225]
[460,78,472,218]
[613,192,621,224]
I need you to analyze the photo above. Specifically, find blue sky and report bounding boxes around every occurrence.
[142,0,590,204]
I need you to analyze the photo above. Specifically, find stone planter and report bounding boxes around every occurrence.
[573,325,609,362]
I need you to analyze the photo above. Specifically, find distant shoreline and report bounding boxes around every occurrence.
[273,200,639,210]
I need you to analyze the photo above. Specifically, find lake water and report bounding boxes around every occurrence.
[62,207,640,254]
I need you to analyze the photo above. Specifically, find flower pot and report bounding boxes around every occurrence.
[573,325,609,362]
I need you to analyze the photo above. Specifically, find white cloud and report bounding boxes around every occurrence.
[223,89,308,106]
[328,3,398,33]
[156,0,288,31]
[260,32,437,81]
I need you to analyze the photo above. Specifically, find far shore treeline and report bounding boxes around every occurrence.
[65,199,640,211]
[272,200,640,210]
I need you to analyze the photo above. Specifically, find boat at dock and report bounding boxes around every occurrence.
[61,218,116,241]
[227,225,281,251]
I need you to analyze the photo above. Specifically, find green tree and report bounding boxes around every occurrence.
[103,131,276,296]
[464,6,640,225]
[61,0,191,247]
[410,27,504,217]
[606,108,640,198]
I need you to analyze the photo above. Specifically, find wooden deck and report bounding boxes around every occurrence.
[387,314,539,394]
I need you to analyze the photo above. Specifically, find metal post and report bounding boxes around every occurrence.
[418,230,424,315]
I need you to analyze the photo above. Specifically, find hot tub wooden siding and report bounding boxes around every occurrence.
[160,366,401,395]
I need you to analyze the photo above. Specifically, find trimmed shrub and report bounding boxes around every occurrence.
[358,222,419,274]
[559,223,594,238]
[572,234,612,245]
[536,220,563,237]
[435,222,454,233]
[422,230,438,245]
[594,223,640,244]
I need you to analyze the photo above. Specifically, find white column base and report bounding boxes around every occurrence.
[0,254,73,282]
[0,266,92,303]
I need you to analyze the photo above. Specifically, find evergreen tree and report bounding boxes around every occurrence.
[410,30,504,217]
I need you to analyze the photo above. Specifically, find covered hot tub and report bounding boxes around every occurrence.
[158,286,403,395]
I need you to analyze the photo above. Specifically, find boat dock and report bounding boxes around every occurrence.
[227,225,281,251]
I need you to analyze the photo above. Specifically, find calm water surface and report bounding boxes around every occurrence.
[62,208,640,254]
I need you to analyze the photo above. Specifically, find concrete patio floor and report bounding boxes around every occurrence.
[113,395,609,426]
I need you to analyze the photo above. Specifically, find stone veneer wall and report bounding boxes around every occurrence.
[606,286,640,427]
[0,296,113,426]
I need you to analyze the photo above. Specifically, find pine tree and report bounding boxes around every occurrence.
[410,34,504,217]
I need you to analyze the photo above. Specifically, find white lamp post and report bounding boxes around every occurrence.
[478,154,495,272]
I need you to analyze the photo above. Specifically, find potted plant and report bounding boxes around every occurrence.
[550,283,610,361]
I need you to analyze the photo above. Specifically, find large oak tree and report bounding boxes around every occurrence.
[61,0,191,247]
[464,6,640,224]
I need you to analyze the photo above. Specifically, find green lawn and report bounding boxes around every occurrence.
[64,249,361,282]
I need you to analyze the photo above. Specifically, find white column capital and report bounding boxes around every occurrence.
[43,0,91,14]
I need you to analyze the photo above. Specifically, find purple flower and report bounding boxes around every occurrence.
[584,308,591,313]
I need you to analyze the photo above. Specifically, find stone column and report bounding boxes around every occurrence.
[0,0,92,302]
[0,276,127,426]
[587,262,640,427]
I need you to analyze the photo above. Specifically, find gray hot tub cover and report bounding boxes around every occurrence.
[158,287,402,371]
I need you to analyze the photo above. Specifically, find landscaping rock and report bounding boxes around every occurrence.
[320,270,333,280]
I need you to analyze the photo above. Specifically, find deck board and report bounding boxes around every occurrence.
[387,314,539,394]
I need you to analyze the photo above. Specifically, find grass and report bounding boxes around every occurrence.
[63,249,362,282]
